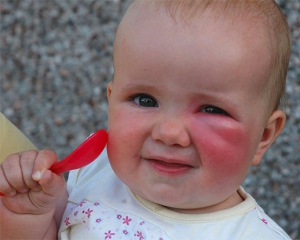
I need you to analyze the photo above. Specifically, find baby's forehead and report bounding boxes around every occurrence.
[127,0,275,53]
[129,1,276,60]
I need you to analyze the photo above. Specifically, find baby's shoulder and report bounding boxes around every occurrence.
[236,205,291,240]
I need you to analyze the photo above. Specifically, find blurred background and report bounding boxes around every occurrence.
[0,0,299,238]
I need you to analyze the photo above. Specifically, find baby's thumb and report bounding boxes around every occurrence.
[36,170,65,198]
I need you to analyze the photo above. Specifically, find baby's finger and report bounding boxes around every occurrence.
[32,150,59,182]
[38,169,65,198]
[19,150,41,192]
[1,153,28,194]
[0,164,16,196]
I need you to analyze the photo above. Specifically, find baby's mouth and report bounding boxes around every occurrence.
[146,158,193,175]
[155,160,190,167]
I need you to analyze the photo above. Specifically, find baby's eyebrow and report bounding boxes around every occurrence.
[121,82,158,93]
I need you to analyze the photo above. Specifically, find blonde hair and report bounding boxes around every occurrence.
[127,0,291,111]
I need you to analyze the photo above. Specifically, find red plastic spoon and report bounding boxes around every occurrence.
[0,129,107,197]
[49,129,107,174]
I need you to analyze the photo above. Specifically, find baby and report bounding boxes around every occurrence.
[0,0,292,239]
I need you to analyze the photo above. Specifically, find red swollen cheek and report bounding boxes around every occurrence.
[192,118,251,175]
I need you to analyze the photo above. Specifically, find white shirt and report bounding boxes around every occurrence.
[59,148,291,240]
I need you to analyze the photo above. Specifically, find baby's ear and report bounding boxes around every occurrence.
[107,81,114,101]
[252,110,286,166]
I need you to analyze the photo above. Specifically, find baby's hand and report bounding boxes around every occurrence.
[0,150,65,215]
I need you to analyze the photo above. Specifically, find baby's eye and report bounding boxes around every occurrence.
[132,94,158,107]
[201,106,228,115]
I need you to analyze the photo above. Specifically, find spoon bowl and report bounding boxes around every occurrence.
[0,129,107,196]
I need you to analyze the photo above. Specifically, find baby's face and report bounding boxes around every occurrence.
[107,4,272,212]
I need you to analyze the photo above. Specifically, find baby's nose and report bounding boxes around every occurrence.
[151,118,190,147]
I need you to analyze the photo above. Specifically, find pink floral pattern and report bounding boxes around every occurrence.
[135,230,144,240]
[105,230,115,239]
[62,200,167,239]
[122,216,132,225]
[261,218,268,225]
[64,217,70,226]
[83,208,93,218]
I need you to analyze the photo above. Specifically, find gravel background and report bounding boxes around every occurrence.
[0,0,299,238]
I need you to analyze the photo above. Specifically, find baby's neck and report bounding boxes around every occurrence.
[167,190,244,214]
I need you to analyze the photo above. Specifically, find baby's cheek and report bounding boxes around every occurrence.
[192,118,252,175]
